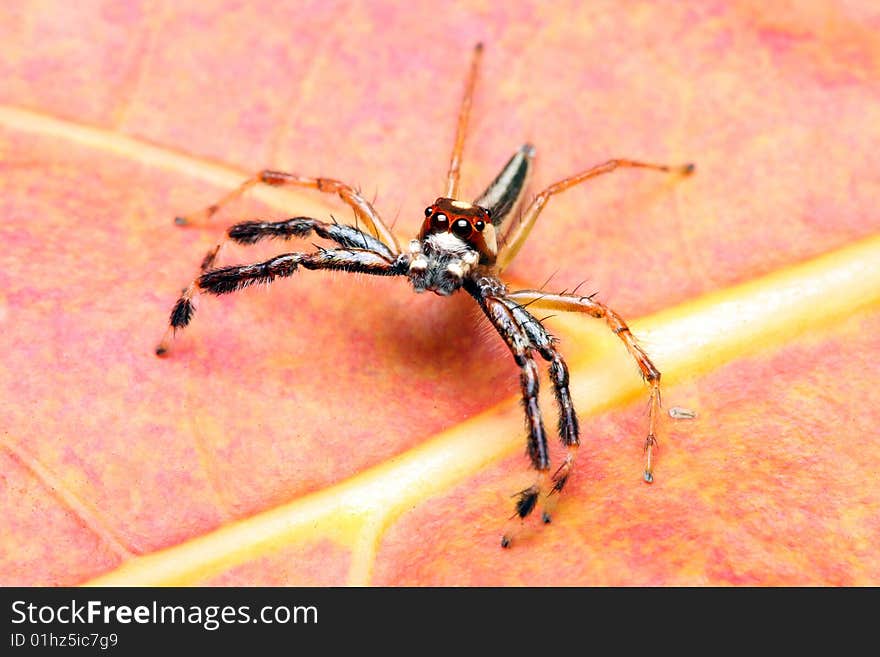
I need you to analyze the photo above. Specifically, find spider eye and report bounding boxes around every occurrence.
[452,218,472,237]
[424,207,433,217]
[433,213,449,230]
[475,220,485,231]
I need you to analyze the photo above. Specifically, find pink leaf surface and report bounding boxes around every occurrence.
[1,1,879,585]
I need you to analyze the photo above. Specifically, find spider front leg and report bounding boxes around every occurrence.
[175,169,401,254]
[488,311,551,547]
[156,217,392,355]
[496,296,580,526]
[200,215,396,275]
[496,158,694,272]
[156,243,406,355]
[468,280,581,547]
[507,290,663,483]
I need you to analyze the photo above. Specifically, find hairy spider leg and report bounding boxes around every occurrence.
[496,159,694,272]
[507,290,663,483]
[174,170,401,254]
[159,247,405,350]
[483,298,549,548]
[156,218,395,355]
[497,295,580,526]
[466,278,580,547]
[202,216,395,273]
[196,248,406,296]
[445,43,484,200]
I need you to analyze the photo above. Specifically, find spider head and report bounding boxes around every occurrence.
[418,198,497,262]
[408,198,497,296]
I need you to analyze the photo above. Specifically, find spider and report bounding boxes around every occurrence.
[157,43,693,548]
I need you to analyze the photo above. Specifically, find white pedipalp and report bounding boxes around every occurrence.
[446,262,465,279]
[409,254,428,273]
[424,231,471,257]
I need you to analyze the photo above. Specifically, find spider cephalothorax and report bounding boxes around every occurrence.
[409,198,496,295]
[158,43,693,547]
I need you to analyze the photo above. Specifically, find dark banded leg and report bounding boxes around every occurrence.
[156,248,406,355]
[497,296,579,522]
[544,351,579,518]
[175,170,400,254]
[508,290,663,483]
[225,217,394,257]
[157,218,394,355]
[484,298,549,543]
[200,216,395,274]
[504,354,553,547]
[482,298,550,473]
[496,159,694,272]
[464,281,556,547]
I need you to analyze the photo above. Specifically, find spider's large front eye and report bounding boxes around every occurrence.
[433,213,449,230]
[424,207,433,217]
[452,218,472,238]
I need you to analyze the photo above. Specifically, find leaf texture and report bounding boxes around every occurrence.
[1,1,879,586]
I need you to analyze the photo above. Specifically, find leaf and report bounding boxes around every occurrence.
[2,2,879,586]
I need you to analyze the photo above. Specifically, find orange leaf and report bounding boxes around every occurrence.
[2,1,879,586]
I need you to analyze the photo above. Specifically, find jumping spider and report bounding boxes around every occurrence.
[157,44,693,548]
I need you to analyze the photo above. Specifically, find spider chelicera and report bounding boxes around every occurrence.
[157,43,693,548]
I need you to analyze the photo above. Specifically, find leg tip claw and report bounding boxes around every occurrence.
[541,511,552,524]
[501,535,512,549]
[176,207,213,227]
[682,162,695,175]
[643,470,654,484]
[155,345,168,357]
